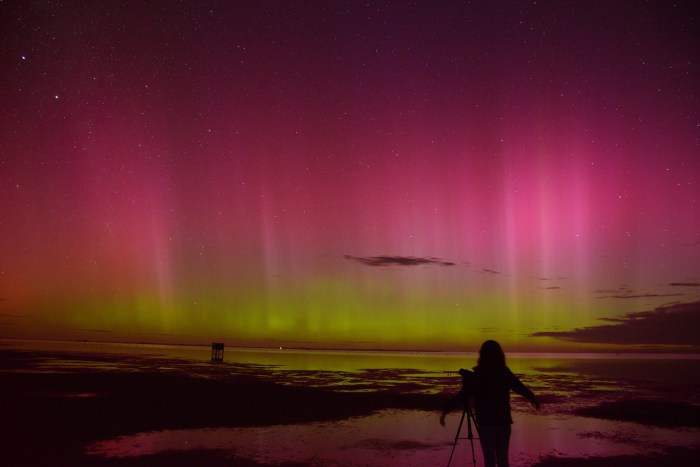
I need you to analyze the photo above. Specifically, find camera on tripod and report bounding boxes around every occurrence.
[445,368,479,466]
[458,368,475,392]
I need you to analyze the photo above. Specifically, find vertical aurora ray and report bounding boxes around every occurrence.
[0,1,698,350]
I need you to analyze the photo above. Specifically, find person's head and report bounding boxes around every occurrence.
[478,340,506,367]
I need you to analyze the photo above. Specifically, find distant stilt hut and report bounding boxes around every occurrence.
[211,342,224,362]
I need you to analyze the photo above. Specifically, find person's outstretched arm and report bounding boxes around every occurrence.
[507,368,540,409]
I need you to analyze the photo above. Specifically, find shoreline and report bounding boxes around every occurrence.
[1,347,698,466]
[3,337,699,358]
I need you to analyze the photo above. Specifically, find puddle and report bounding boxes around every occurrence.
[86,410,699,466]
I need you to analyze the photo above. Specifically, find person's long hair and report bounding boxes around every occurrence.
[478,340,506,367]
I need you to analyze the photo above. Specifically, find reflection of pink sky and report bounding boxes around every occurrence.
[86,410,699,466]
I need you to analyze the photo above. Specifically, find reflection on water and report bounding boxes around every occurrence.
[4,339,699,464]
[4,338,697,375]
[86,410,699,466]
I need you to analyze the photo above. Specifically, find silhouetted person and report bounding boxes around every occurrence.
[440,340,540,467]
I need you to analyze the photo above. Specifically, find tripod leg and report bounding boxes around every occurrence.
[466,411,477,466]
[446,409,466,467]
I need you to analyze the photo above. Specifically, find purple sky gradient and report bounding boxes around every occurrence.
[1,1,698,350]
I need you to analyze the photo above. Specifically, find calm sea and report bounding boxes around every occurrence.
[2,338,698,382]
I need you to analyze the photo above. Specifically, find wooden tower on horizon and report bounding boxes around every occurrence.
[211,342,224,362]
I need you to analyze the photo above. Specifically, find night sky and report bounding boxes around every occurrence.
[1,1,698,351]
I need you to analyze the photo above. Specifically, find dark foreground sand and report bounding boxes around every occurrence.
[1,348,698,466]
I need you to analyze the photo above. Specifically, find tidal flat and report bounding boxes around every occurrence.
[1,341,698,466]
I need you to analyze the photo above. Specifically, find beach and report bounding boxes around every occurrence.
[1,342,698,466]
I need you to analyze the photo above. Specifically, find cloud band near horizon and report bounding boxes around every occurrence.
[532,301,700,347]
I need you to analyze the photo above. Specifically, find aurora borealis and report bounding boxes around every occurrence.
[1,1,698,351]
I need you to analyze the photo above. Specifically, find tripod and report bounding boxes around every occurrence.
[447,406,479,467]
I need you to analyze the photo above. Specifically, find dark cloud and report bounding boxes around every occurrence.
[670,282,700,287]
[594,288,684,299]
[480,268,500,274]
[343,255,455,267]
[532,301,700,346]
[542,286,561,290]
[598,293,685,299]
[594,287,633,294]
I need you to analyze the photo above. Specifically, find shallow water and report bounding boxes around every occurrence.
[85,410,699,466]
[3,339,699,465]
[4,338,698,374]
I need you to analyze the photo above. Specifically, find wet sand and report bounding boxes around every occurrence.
[1,347,698,466]
[0,348,438,466]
